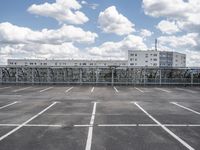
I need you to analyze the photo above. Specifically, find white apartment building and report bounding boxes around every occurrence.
[128,50,186,67]
[128,50,160,67]
[7,50,186,67]
[7,59,128,67]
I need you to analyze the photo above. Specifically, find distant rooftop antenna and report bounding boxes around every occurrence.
[155,38,158,51]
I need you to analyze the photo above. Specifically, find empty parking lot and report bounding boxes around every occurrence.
[0,85,199,150]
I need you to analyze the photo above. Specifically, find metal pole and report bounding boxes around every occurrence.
[111,67,114,86]
[143,68,146,86]
[0,67,2,84]
[16,67,19,83]
[191,69,193,86]
[159,69,162,85]
[79,68,82,85]
[47,68,51,83]
[32,68,34,84]
[96,68,99,84]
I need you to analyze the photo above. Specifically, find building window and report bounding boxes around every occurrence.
[135,59,137,61]
[153,54,157,56]
[153,59,157,61]
[135,54,137,56]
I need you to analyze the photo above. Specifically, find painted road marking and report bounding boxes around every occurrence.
[155,88,171,93]
[0,102,57,141]
[85,102,97,150]
[0,87,11,90]
[13,87,31,92]
[0,101,19,110]
[39,87,53,93]
[0,123,200,127]
[134,87,144,93]
[171,102,200,115]
[91,87,94,93]
[133,102,195,150]
[176,88,197,94]
[0,124,62,127]
[113,86,119,93]
[65,87,73,93]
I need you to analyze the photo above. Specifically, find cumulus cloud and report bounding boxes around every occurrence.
[0,22,99,64]
[143,0,200,31]
[28,0,89,24]
[140,29,153,37]
[143,0,200,66]
[158,33,198,48]
[156,20,181,34]
[98,6,135,36]
[0,22,98,45]
[88,35,147,59]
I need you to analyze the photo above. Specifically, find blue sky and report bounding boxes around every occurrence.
[0,0,200,66]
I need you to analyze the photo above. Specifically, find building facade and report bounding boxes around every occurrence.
[7,50,186,67]
[7,59,128,67]
[128,50,160,67]
[128,50,186,67]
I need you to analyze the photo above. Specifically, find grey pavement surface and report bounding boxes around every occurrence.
[0,85,199,150]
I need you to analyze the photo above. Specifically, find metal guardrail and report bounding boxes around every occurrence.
[0,66,200,85]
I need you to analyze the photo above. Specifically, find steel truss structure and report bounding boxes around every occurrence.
[0,66,200,85]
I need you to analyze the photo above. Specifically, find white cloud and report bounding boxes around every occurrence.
[98,6,135,36]
[143,0,200,65]
[156,20,180,34]
[28,0,89,24]
[0,22,98,64]
[0,43,83,64]
[186,50,200,66]
[158,33,198,48]
[88,35,147,59]
[81,1,87,5]
[0,22,98,45]
[143,0,200,30]
[140,29,153,37]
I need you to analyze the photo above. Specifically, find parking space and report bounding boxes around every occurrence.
[0,85,199,150]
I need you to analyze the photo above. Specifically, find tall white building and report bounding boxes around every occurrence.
[128,50,160,67]
[128,50,186,67]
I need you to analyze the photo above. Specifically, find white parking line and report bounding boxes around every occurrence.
[155,88,171,93]
[133,102,195,150]
[85,102,97,150]
[74,125,91,127]
[134,87,144,93]
[99,124,137,127]
[113,86,119,93]
[0,123,200,127]
[91,87,94,93]
[176,88,197,94]
[65,87,73,93]
[171,102,200,115]
[0,101,19,110]
[39,87,53,93]
[0,87,11,90]
[0,102,57,141]
[0,124,62,127]
[13,87,31,92]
